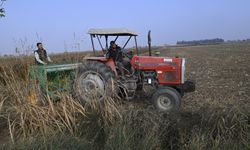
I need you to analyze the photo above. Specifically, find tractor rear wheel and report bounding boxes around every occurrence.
[73,61,115,104]
[151,87,181,112]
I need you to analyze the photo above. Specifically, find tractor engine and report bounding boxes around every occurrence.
[140,71,158,96]
[121,78,137,99]
[120,70,158,99]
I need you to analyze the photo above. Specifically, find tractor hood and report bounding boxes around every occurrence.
[130,56,186,84]
[130,56,183,70]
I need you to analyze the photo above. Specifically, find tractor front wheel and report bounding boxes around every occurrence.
[151,87,181,112]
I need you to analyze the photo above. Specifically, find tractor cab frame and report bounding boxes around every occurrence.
[88,28,139,56]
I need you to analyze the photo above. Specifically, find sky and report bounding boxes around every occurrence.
[0,0,250,55]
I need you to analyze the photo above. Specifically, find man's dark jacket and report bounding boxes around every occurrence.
[107,46,123,62]
[34,49,48,65]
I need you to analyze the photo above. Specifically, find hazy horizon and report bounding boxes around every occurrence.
[1,0,250,55]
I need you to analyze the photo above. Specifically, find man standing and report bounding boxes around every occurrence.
[34,42,52,65]
[32,43,53,95]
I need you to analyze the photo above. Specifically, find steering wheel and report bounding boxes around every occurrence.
[121,49,133,59]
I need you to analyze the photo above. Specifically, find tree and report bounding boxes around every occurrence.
[0,0,6,18]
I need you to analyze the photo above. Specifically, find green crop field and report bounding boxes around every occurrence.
[0,43,249,149]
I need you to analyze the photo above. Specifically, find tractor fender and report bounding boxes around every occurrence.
[84,57,118,76]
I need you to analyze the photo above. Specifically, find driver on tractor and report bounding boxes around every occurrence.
[107,41,125,76]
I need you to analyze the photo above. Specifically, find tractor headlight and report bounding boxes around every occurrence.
[181,58,186,84]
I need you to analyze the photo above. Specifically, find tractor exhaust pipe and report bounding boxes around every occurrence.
[148,30,152,56]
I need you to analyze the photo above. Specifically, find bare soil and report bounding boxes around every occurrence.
[155,43,250,110]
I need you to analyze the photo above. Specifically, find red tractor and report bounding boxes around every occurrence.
[74,28,195,111]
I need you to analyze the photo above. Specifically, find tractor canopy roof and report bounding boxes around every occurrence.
[88,28,137,36]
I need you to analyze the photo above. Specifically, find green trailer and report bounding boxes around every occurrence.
[28,63,81,102]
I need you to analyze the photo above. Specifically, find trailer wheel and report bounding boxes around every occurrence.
[73,61,115,104]
[151,87,181,112]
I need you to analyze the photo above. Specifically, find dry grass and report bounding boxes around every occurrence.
[0,56,121,145]
[0,43,250,149]
[0,66,85,141]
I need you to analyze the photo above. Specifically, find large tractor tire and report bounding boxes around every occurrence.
[73,61,115,104]
[151,87,181,112]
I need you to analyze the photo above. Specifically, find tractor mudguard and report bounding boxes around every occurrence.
[84,57,118,76]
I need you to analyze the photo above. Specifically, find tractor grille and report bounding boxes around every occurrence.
[164,71,178,82]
